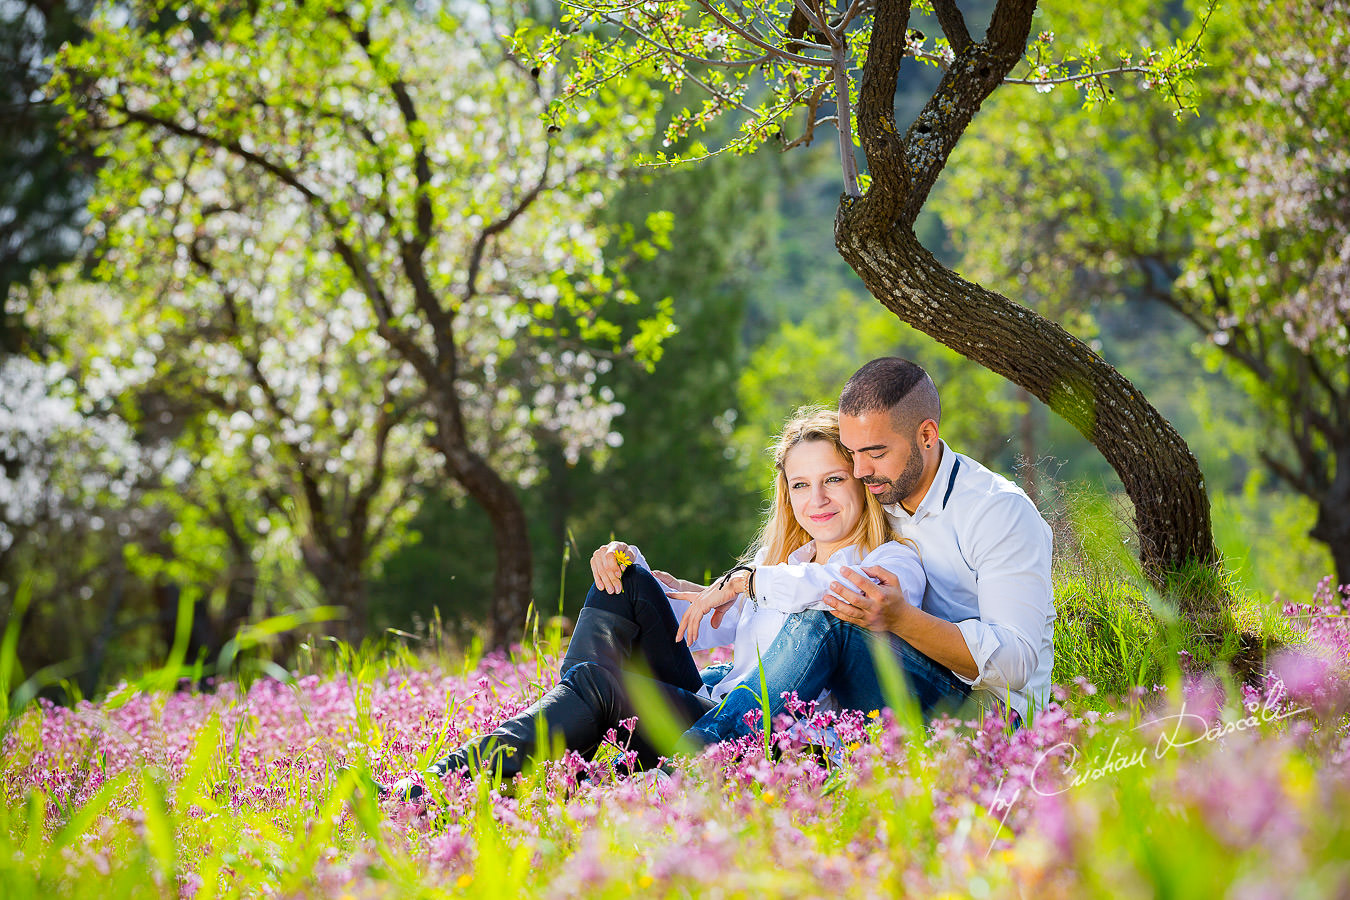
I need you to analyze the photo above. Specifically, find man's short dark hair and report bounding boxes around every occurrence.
[839,357,941,436]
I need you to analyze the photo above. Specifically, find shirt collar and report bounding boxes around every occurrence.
[788,541,816,564]
[887,440,957,522]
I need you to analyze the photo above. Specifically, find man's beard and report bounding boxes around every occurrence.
[864,441,924,508]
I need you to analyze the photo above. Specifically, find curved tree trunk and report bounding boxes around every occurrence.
[834,0,1221,611]
[835,224,1219,596]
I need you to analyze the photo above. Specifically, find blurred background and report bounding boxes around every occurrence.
[0,0,1338,700]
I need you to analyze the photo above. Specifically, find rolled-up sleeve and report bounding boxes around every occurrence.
[950,496,1053,693]
[754,542,926,615]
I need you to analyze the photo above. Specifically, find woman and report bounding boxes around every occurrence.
[388,407,924,794]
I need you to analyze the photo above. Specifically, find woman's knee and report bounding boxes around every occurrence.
[583,564,662,611]
[621,564,665,597]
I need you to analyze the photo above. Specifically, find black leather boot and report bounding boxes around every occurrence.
[427,662,625,780]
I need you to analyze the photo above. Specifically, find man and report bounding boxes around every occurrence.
[683,357,1054,742]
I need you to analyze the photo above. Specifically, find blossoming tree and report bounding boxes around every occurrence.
[48,0,674,644]
[537,0,1222,599]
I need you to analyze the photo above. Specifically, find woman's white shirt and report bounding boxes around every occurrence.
[626,540,925,702]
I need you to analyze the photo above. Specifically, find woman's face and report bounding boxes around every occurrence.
[783,439,865,550]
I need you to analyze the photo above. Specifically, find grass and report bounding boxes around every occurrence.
[2,510,1347,897]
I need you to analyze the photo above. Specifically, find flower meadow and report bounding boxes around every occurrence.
[3,580,1350,898]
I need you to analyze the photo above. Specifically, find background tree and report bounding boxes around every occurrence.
[22,235,430,646]
[372,151,779,633]
[0,0,92,336]
[935,0,1350,584]
[0,351,181,695]
[538,0,1225,607]
[50,0,676,645]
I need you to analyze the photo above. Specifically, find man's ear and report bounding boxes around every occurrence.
[918,419,940,450]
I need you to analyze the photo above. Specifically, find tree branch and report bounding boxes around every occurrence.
[690,0,830,65]
[932,0,972,53]
[852,0,914,208]
[892,0,1036,222]
[187,239,340,561]
[337,12,434,251]
[464,153,554,303]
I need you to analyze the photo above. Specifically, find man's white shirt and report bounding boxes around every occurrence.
[885,441,1055,721]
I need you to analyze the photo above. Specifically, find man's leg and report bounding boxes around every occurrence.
[682,609,855,745]
[827,628,972,720]
[681,609,973,746]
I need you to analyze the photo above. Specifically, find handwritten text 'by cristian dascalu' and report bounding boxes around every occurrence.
[983,681,1309,855]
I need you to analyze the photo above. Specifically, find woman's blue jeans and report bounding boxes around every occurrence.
[682,608,972,745]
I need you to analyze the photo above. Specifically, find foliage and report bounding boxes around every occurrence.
[0,352,185,694]
[0,0,93,335]
[372,142,777,631]
[43,0,680,642]
[1,574,1347,897]
[533,153,773,594]
[529,0,1210,195]
[933,0,1350,580]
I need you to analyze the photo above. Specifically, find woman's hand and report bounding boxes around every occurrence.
[672,579,742,645]
[590,541,634,594]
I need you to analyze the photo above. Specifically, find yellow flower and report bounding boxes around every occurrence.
[614,549,633,568]
[456,874,473,889]
[867,709,880,719]
[639,875,654,889]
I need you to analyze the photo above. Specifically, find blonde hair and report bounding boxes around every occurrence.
[747,406,903,566]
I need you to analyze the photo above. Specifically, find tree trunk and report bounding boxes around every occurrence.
[325,565,368,645]
[81,561,125,698]
[1311,475,1350,590]
[834,223,1220,605]
[431,418,534,648]
[832,0,1222,614]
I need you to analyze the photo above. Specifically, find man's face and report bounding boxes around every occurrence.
[839,411,925,508]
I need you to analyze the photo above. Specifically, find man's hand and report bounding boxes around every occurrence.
[672,581,739,645]
[590,541,633,594]
[823,565,909,634]
[652,570,705,594]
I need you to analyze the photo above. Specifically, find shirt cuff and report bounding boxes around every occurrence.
[952,618,1001,688]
